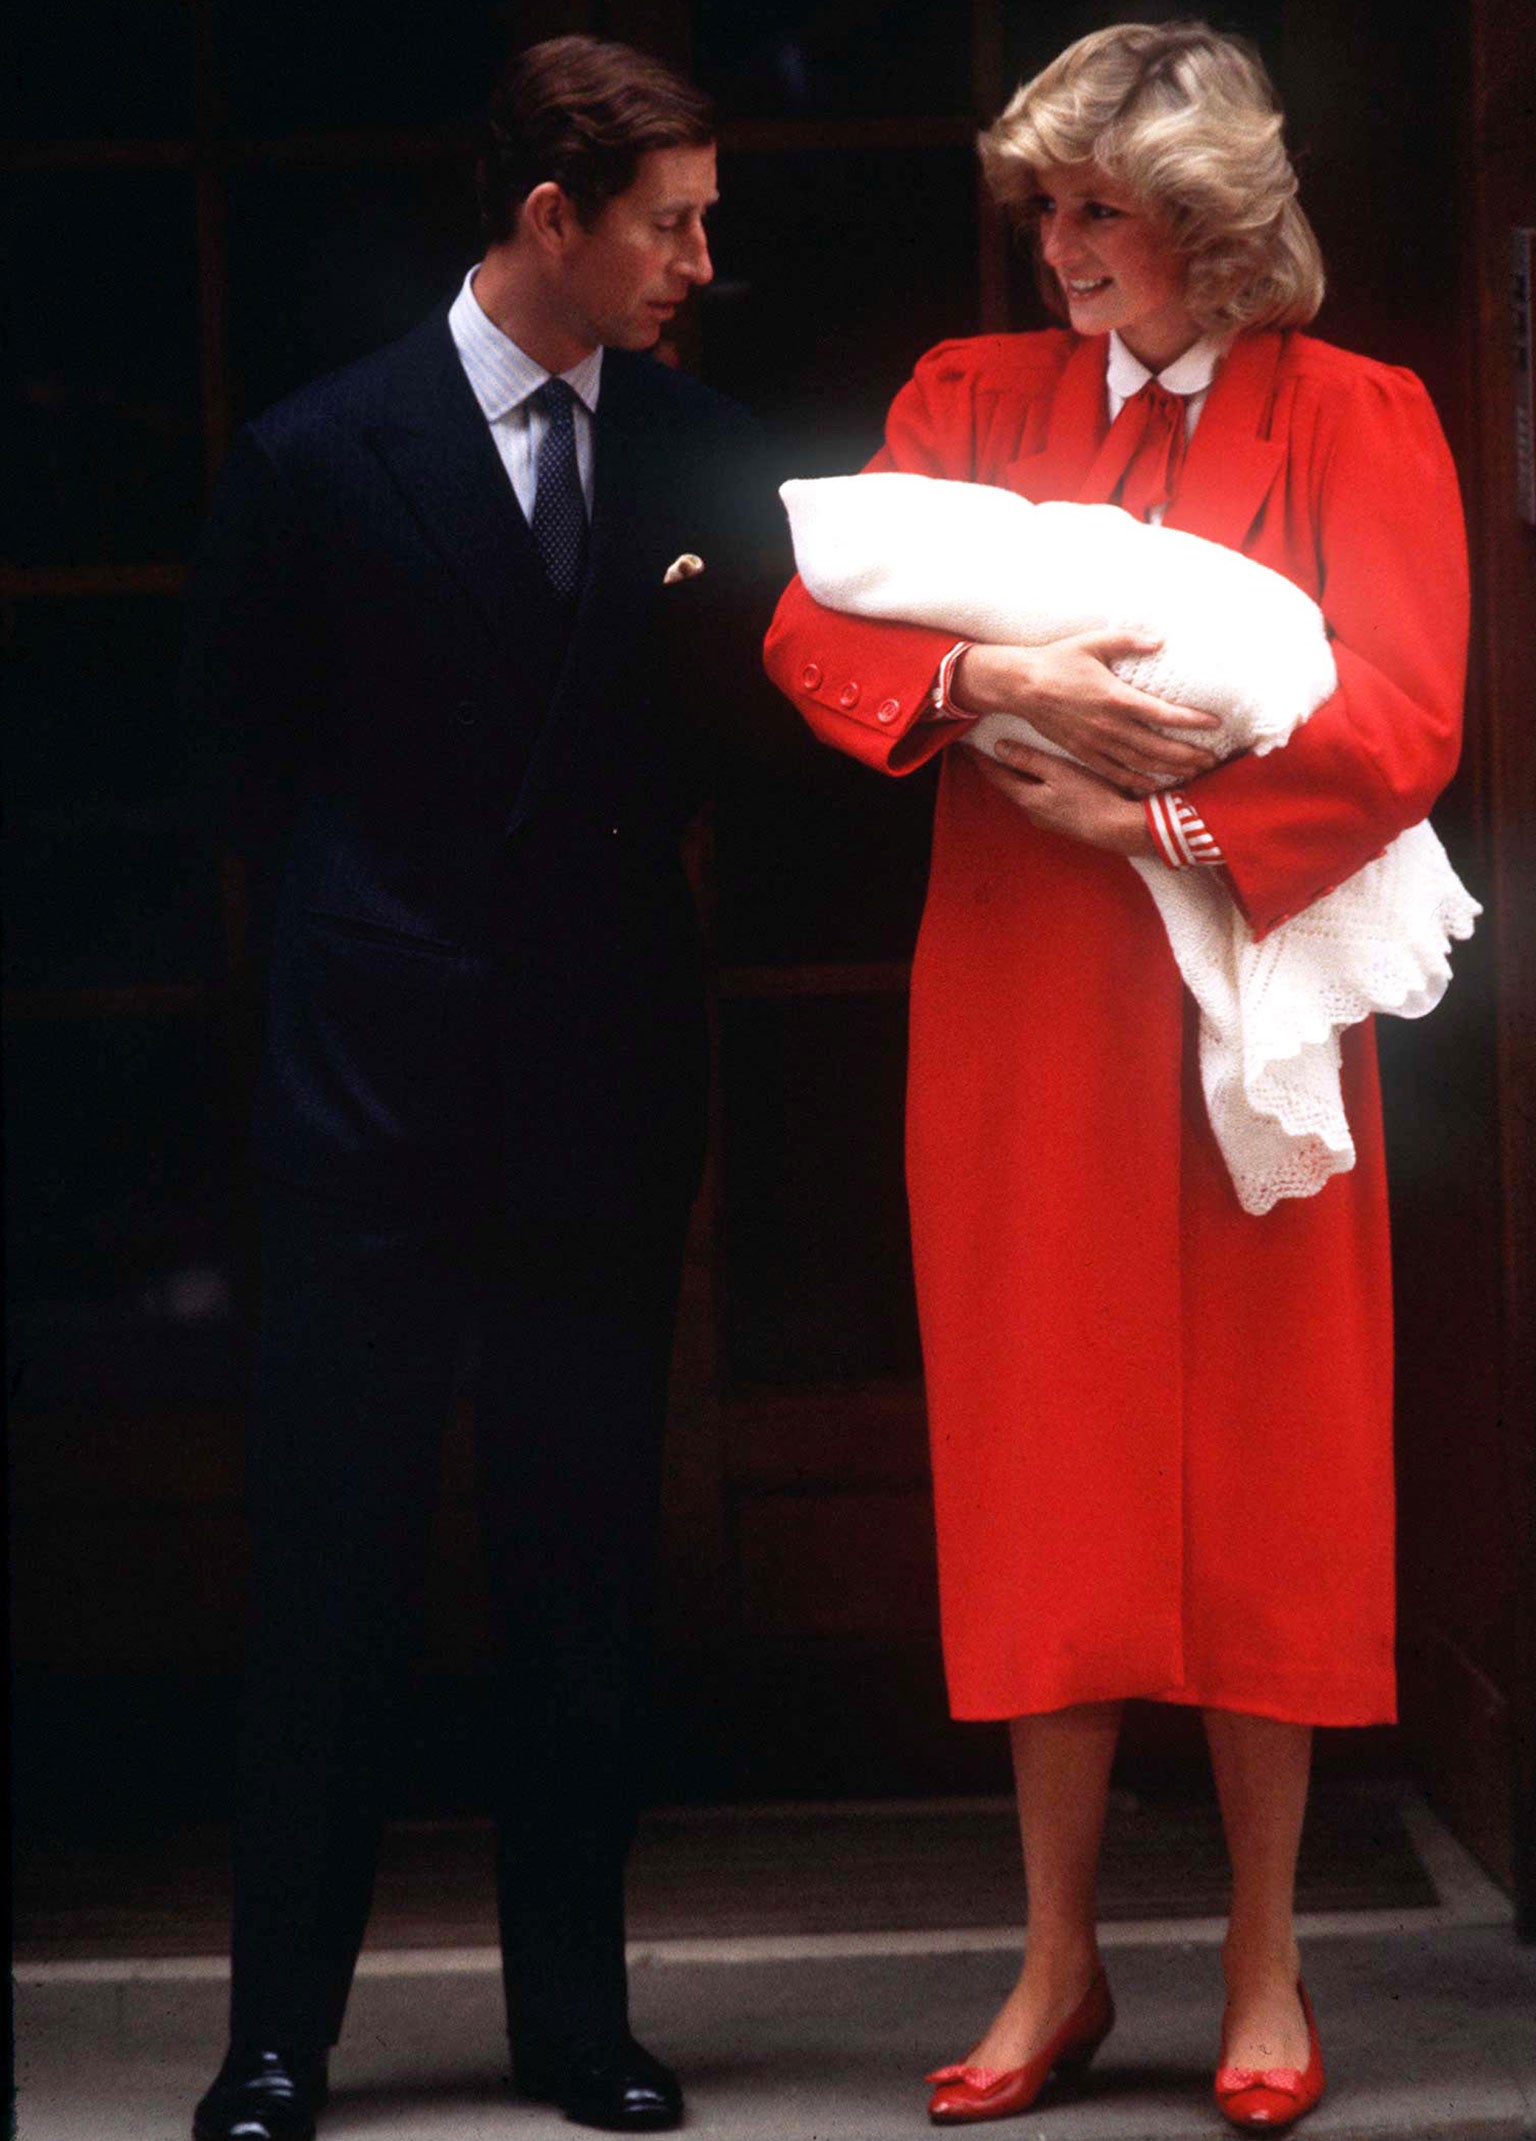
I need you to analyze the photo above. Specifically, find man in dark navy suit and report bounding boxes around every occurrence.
[186,37,764,2139]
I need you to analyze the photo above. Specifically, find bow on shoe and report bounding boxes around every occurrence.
[1217,2066,1308,2094]
[1214,1984,1325,2133]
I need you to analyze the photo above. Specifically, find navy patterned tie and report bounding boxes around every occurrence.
[529,376,587,603]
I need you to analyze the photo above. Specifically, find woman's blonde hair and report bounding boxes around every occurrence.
[978,20,1324,337]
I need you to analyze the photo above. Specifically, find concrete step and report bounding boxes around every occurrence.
[16,1923,1536,2139]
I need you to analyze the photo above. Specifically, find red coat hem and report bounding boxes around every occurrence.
[946,1677,1398,1730]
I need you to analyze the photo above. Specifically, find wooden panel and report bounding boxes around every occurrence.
[1464,0,1536,1928]
[4,828,221,992]
[417,1501,496,1675]
[1383,954,1511,1724]
[719,993,921,1386]
[1269,0,1534,1911]
[654,1173,734,1644]
[1399,1615,1516,1892]
[224,160,478,423]
[2,984,211,1021]
[701,143,979,465]
[712,727,937,967]
[735,1486,938,1637]
[5,1016,231,1361]
[654,1637,1005,1798]
[720,115,975,149]
[1277,0,1464,400]
[694,2,975,120]
[218,0,507,135]
[11,1509,251,1670]
[6,0,194,140]
[717,961,910,998]
[7,170,204,565]
[0,565,186,595]
[9,1406,244,1512]
[724,1378,927,1488]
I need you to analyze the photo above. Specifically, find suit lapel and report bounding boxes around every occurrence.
[365,310,563,656]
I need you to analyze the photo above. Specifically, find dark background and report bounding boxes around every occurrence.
[6,0,1534,1921]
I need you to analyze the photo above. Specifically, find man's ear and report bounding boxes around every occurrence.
[521,180,578,256]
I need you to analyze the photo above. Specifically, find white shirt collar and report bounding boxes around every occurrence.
[1106,329,1224,402]
[447,266,603,422]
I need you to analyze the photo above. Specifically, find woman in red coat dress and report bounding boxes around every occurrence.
[765,20,1467,2133]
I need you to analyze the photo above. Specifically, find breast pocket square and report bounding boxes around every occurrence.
[663,553,704,584]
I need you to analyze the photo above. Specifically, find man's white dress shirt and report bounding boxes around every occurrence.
[447,266,603,519]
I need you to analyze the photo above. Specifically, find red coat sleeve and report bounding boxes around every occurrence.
[763,342,991,776]
[1184,365,1470,938]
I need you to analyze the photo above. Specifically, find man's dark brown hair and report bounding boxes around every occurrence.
[478,34,715,240]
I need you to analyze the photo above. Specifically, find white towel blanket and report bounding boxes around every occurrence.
[782,471,1480,1215]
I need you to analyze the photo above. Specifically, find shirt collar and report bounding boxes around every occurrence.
[1106,328,1224,402]
[447,266,604,422]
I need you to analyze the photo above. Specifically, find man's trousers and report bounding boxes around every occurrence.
[227,1181,690,2056]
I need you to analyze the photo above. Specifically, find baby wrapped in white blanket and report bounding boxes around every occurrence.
[781,471,1480,1216]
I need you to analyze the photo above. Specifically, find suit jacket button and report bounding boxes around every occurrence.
[875,698,900,723]
[456,699,478,725]
[838,682,861,709]
[800,662,822,690]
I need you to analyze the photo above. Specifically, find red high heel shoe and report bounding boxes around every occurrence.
[925,1965,1114,2125]
[1214,1981,1325,2132]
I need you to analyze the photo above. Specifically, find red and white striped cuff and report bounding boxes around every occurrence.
[927,640,975,719]
[1145,790,1225,868]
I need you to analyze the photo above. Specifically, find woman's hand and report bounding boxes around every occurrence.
[971,738,1157,856]
[952,633,1221,795]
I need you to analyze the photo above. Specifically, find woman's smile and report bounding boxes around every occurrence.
[1032,161,1199,370]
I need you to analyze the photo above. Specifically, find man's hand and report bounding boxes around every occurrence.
[971,738,1157,856]
[952,633,1221,796]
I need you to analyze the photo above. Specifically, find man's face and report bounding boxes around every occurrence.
[560,144,717,350]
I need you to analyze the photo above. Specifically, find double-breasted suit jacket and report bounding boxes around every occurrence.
[185,304,765,2056]
[766,327,1468,1727]
[190,305,762,1226]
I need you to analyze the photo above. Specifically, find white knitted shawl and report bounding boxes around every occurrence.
[782,471,1480,1216]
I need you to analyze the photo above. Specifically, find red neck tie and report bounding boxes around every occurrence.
[1104,379,1189,523]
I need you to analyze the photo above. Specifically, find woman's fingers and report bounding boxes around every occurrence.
[994,732,1170,800]
[971,751,1034,804]
[1086,711,1217,780]
[966,639,1221,787]
[990,739,1053,778]
[1083,630,1164,661]
[1077,632,1223,732]
[1113,681,1223,732]
[1109,723,1218,775]
[1023,732,1155,791]
[994,739,1121,797]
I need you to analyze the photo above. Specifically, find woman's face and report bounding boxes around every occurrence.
[1030,162,1198,372]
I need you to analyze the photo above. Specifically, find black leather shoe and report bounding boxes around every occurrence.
[512,2034,683,2131]
[192,2045,329,2141]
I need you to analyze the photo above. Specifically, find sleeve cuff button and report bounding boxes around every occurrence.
[800,662,822,690]
[875,698,900,723]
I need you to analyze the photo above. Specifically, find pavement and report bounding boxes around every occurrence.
[13,1793,1536,2140]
